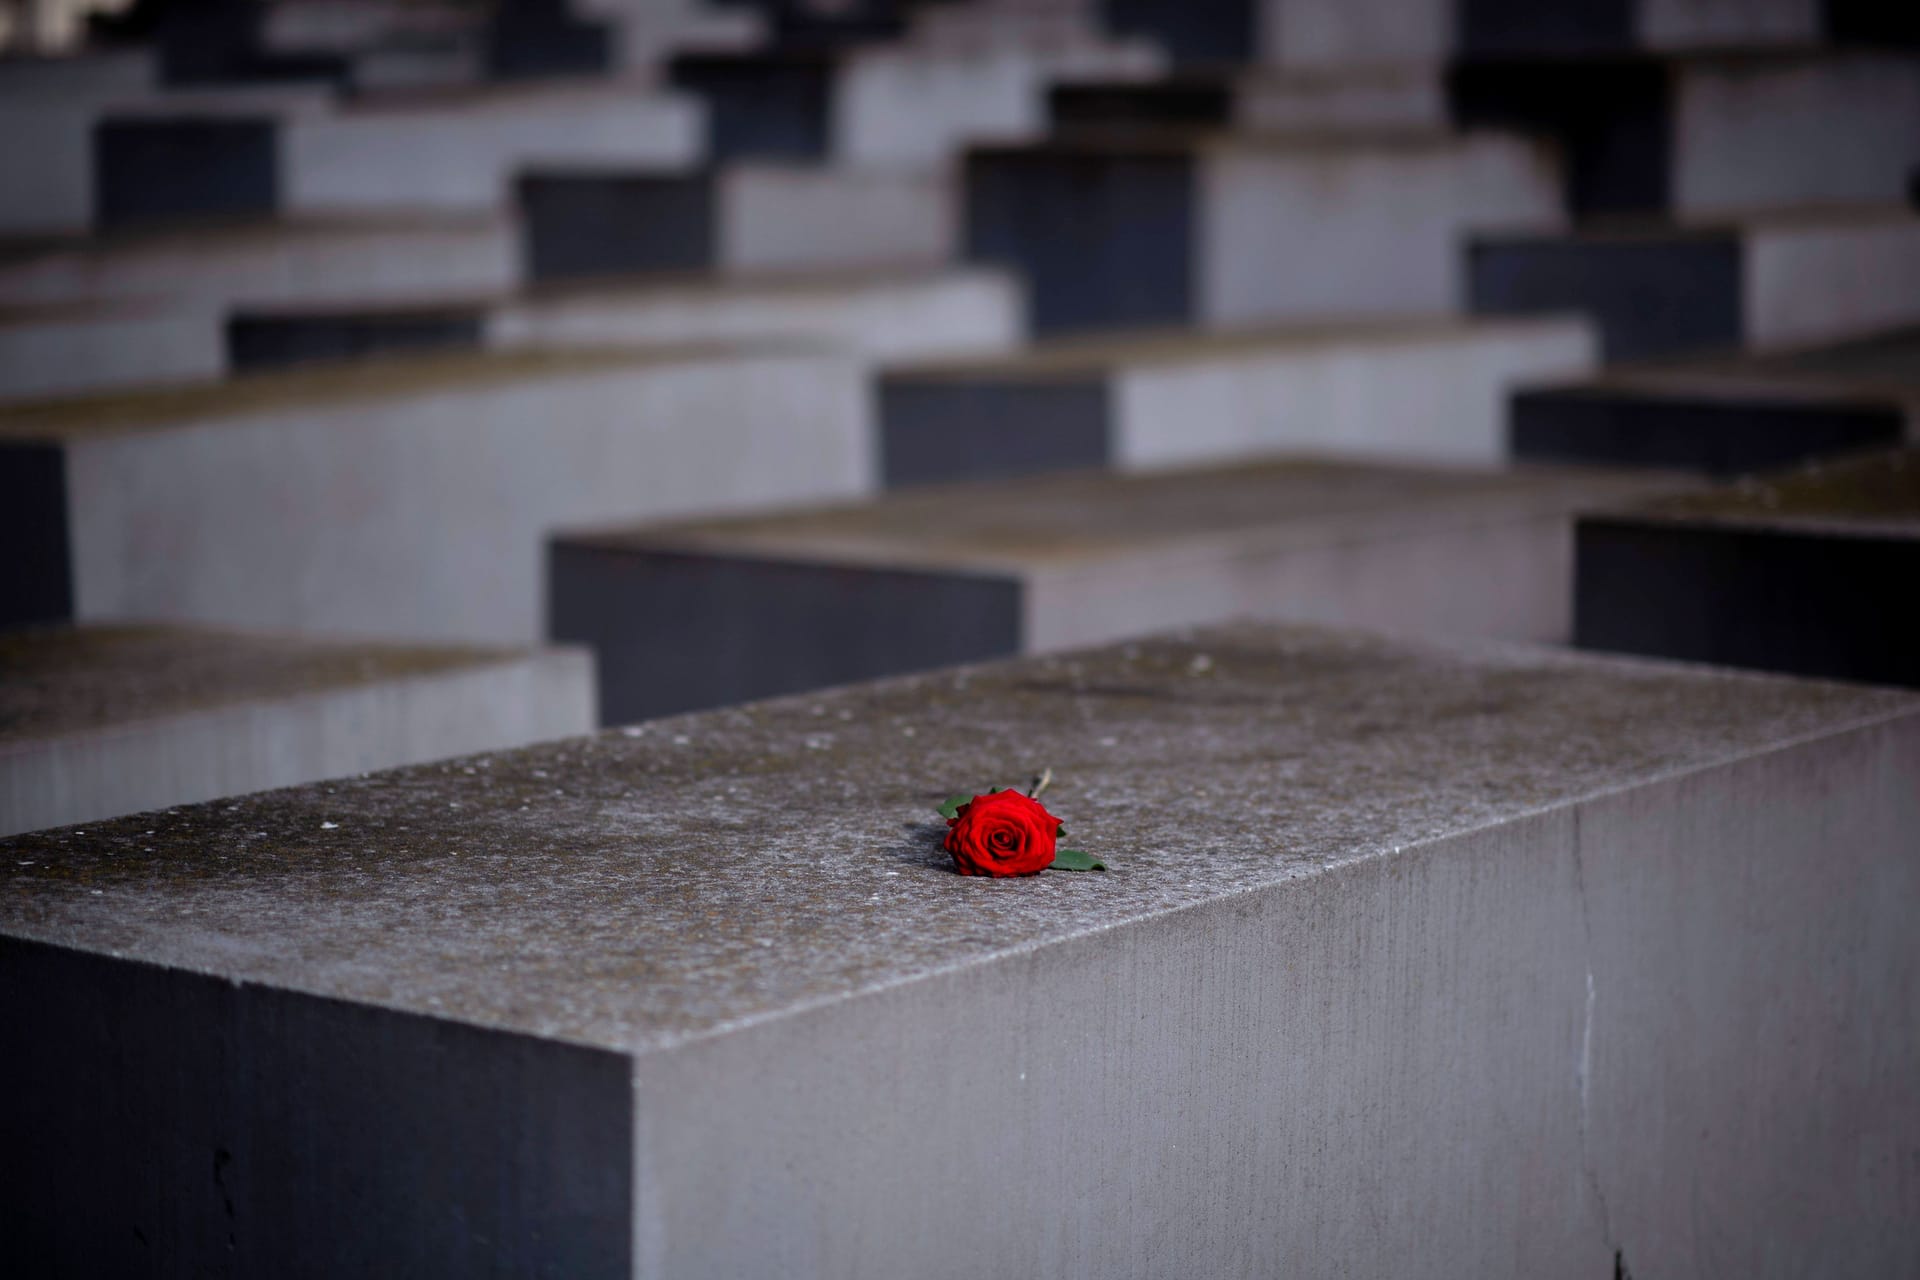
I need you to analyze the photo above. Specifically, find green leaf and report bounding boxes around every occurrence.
[1049,849,1106,872]
[937,793,976,820]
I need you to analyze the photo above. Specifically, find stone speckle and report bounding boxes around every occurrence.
[2,623,1911,1055]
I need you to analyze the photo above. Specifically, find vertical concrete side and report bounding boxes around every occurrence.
[1022,508,1595,651]
[1673,55,1920,216]
[0,648,597,837]
[60,356,871,644]
[1199,135,1563,327]
[628,718,1920,1276]
[720,166,955,274]
[0,938,633,1278]
[547,544,1023,724]
[1113,320,1596,468]
[1745,218,1920,350]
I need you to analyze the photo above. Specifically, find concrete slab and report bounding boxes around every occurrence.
[0,215,518,310]
[1510,324,1920,474]
[1576,446,1920,686]
[549,456,1672,722]
[94,83,700,231]
[965,130,1563,335]
[878,315,1595,485]
[669,34,1157,165]
[1450,48,1920,219]
[517,163,952,282]
[0,51,157,236]
[0,344,870,643]
[1469,206,1920,361]
[2,622,1914,1275]
[0,623,594,836]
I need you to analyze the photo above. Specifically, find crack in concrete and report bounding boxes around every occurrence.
[1568,805,1618,1260]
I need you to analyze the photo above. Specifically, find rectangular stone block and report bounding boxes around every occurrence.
[0,344,870,643]
[880,315,1596,485]
[1449,49,1920,218]
[965,131,1562,335]
[549,456,1669,722]
[1576,447,1920,686]
[92,84,700,230]
[517,164,951,282]
[1510,323,1920,474]
[0,624,594,836]
[669,35,1157,166]
[0,215,518,311]
[3,622,1914,1276]
[1469,207,1920,361]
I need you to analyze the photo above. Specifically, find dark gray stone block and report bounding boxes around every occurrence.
[1576,448,1920,686]
[0,935,631,1277]
[668,53,834,163]
[94,117,281,232]
[517,172,715,283]
[878,376,1112,487]
[228,307,489,372]
[1469,229,1742,361]
[964,145,1196,335]
[1511,386,1905,475]
[547,541,1021,724]
[0,442,71,628]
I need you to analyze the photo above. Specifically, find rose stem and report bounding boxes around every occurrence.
[1027,767,1052,800]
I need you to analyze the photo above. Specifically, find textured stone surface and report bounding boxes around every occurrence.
[2,621,1905,1049]
[4,622,1916,1275]
[0,624,595,835]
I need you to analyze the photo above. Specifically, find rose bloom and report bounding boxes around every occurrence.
[944,789,1060,877]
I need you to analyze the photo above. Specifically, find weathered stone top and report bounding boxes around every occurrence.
[5,624,1909,1057]
[0,341,820,442]
[566,458,1671,573]
[0,624,540,744]
[890,315,1582,380]
[5,212,507,260]
[1615,447,1920,537]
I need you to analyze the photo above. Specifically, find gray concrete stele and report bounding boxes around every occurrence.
[548,457,1677,723]
[1576,446,1920,686]
[3,623,1916,1274]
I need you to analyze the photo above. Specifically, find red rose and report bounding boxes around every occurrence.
[944,789,1061,877]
